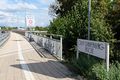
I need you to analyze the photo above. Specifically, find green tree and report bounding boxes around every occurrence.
[49,0,114,60]
[34,26,48,31]
[106,0,120,61]
[49,0,78,16]
[107,0,120,40]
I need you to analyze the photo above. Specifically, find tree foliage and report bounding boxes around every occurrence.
[107,0,120,40]
[48,0,115,60]
[0,26,17,30]
[33,26,48,31]
[49,0,78,16]
[105,0,120,61]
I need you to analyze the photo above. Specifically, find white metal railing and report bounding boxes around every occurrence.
[0,31,10,46]
[25,31,63,60]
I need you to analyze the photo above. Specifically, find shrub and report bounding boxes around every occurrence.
[71,53,102,78]
[71,54,120,80]
[92,62,120,80]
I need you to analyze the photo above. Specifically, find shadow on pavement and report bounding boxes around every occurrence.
[12,40,23,41]
[11,60,75,79]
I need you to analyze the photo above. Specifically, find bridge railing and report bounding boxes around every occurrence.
[0,31,10,47]
[25,31,63,60]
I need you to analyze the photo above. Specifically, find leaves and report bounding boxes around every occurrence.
[48,0,115,60]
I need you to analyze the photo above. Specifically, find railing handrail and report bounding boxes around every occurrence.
[26,31,62,37]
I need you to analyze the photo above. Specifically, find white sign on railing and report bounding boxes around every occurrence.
[77,39,109,71]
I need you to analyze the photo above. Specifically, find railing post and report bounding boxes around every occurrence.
[29,32,32,42]
[60,36,63,60]
[76,39,79,59]
[76,49,79,60]
[106,43,109,72]
[42,35,45,48]
[50,35,52,39]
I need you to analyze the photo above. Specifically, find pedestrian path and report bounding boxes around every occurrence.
[0,32,75,80]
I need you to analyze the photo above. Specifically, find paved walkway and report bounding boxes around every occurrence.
[0,32,75,80]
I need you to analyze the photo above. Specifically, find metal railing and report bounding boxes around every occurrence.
[0,31,10,47]
[25,31,63,60]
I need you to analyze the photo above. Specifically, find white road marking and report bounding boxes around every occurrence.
[17,37,35,80]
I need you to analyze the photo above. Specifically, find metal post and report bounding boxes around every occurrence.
[42,35,45,48]
[50,35,52,39]
[88,0,91,40]
[76,50,79,60]
[106,43,109,72]
[24,0,27,30]
[76,39,79,59]
[29,28,32,42]
[60,36,63,60]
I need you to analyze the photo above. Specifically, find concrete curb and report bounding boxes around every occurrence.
[24,36,45,58]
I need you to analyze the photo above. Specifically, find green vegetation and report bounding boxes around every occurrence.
[48,0,120,79]
[32,26,48,31]
[49,0,115,60]
[92,62,120,80]
[0,26,17,30]
[71,54,120,80]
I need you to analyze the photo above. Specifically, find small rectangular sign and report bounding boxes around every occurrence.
[77,39,108,59]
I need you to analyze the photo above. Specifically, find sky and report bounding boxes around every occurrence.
[0,0,55,27]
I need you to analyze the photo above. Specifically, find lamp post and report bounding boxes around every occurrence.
[24,0,27,30]
[87,0,91,59]
[88,0,91,40]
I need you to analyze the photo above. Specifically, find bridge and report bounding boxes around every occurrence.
[0,31,76,80]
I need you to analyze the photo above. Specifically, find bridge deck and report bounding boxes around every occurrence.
[0,32,75,80]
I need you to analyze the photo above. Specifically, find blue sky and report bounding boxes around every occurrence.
[0,0,55,27]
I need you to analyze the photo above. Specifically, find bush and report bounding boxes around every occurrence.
[71,53,102,78]
[71,54,120,80]
[92,62,120,80]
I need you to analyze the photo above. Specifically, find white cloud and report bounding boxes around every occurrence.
[0,0,38,26]
[0,0,38,11]
[0,11,15,23]
[0,0,54,27]
[0,11,10,17]
[42,0,55,4]
[14,2,38,10]
[0,0,8,10]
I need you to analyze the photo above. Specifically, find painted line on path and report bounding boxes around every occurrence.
[17,36,35,80]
